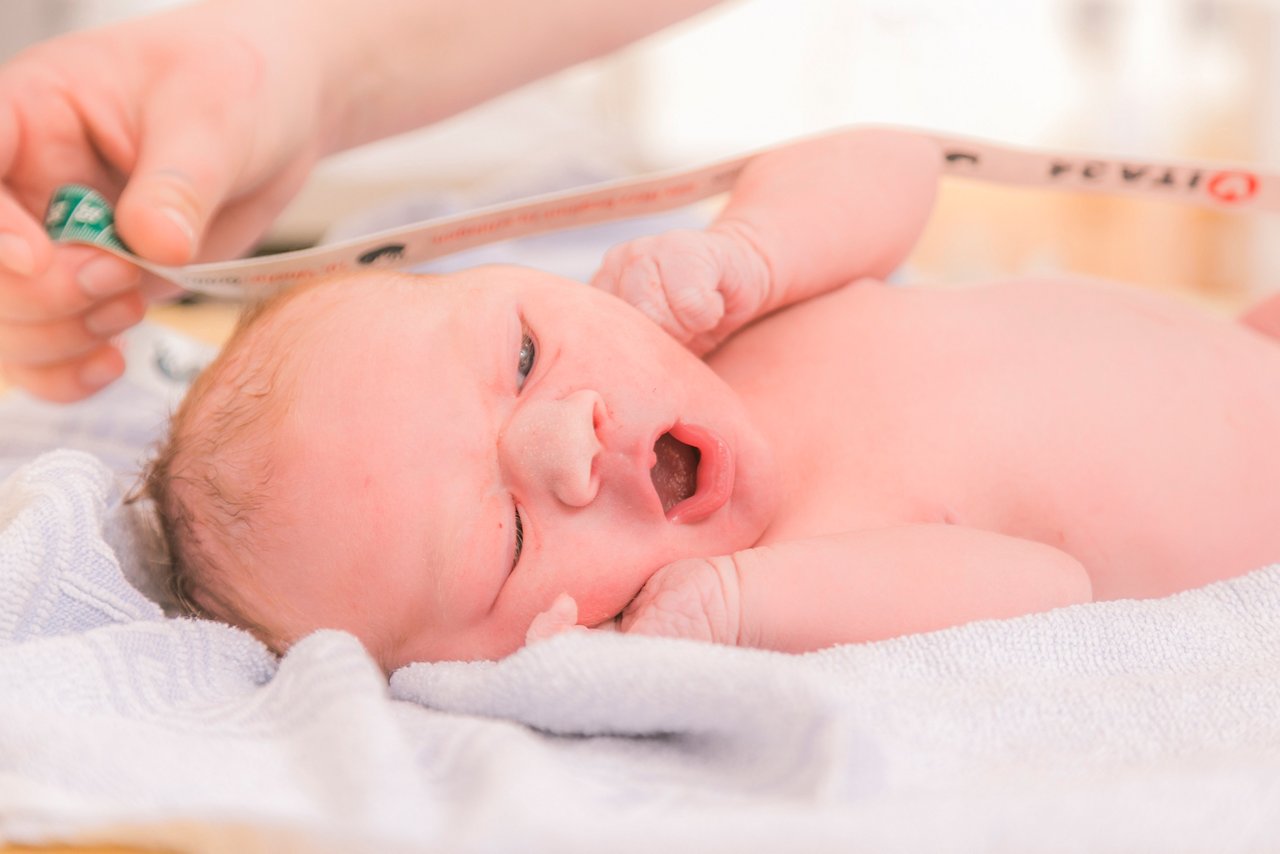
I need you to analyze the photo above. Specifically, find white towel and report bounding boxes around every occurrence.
[3,448,1280,853]
[393,572,1280,851]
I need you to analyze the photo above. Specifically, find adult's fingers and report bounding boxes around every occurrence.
[0,187,54,279]
[113,85,243,267]
[1,341,126,403]
[0,289,144,365]
[0,244,141,322]
[0,52,93,279]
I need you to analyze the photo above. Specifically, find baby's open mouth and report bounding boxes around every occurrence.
[650,431,700,514]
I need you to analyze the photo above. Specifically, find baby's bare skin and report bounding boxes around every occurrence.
[560,130,1280,650]
[735,275,1280,597]
[542,271,1280,650]
[160,128,1280,666]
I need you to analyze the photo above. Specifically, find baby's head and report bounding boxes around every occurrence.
[146,267,779,670]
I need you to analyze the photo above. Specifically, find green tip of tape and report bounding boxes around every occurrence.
[44,184,133,255]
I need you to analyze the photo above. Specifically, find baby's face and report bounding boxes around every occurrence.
[236,267,778,668]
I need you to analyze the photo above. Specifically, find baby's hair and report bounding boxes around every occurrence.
[140,281,327,652]
[141,271,443,670]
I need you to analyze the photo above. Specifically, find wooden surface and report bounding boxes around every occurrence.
[912,181,1257,316]
[4,848,159,854]
[144,300,242,347]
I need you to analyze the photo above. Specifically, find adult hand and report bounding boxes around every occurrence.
[0,0,328,401]
[0,0,725,402]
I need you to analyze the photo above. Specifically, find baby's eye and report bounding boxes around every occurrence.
[517,331,536,390]
[512,504,525,568]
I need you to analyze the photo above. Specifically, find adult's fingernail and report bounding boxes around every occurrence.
[0,232,34,276]
[77,256,142,297]
[160,207,197,254]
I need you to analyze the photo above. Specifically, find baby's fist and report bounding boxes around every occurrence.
[590,226,770,355]
[619,557,742,645]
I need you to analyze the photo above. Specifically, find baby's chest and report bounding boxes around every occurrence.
[720,278,1280,590]
[718,286,1026,535]
[753,412,984,548]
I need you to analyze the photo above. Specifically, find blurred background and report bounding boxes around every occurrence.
[3,0,1279,311]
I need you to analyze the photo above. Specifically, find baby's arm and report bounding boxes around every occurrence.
[1241,292,1280,342]
[618,526,1091,651]
[591,128,941,353]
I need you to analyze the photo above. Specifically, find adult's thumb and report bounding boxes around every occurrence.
[114,118,238,267]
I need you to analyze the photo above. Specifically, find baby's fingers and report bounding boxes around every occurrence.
[592,245,678,333]
[616,557,739,644]
[592,231,728,342]
[525,593,583,645]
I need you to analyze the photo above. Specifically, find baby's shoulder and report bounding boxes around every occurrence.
[708,278,930,371]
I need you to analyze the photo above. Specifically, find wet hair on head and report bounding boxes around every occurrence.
[138,272,443,668]
[137,281,327,651]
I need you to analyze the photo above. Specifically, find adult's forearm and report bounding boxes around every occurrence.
[281,0,724,153]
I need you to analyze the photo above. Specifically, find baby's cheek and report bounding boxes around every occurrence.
[553,507,679,623]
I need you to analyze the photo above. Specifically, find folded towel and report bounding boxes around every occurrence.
[3,448,1280,853]
[393,569,1280,850]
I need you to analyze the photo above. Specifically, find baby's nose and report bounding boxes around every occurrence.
[501,390,603,507]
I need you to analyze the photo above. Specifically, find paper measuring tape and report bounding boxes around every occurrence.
[43,127,1280,300]
[44,185,130,253]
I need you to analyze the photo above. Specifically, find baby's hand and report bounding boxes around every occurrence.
[589,226,771,355]
[618,557,742,645]
[526,593,586,644]
[525,557,743,649]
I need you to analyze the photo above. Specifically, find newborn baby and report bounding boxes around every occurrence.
[146,128,1280,671]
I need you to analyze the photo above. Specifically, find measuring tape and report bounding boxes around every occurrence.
[42,127,1280,300]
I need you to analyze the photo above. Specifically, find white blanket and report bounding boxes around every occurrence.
[3,447,1280,853]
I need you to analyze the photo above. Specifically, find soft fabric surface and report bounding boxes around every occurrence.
[0,321,214,482]
[2,448,1279,853]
